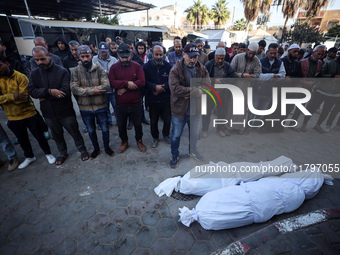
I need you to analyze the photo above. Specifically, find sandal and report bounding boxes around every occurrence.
[81,151,89,161]
[56,155,68,165]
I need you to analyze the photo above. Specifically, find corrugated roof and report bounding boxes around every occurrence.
[18,18,169,32]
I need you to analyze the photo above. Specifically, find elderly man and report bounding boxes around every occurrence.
[143,45,172,148]
[208,41,230,62]
[298,45,330,133]
[168,39,183,66]
[31,37,63,70]
[28,46,89,165]
[202,47,236,138]
[93,42,118,126]
[169,43,209,168]
[0,54,56,169]
[63,40,80,72]
[195,39,209,65]
[109,43,147,153]
[71,45,113,158]
[229,42,261,134]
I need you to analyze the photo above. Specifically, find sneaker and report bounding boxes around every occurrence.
[18,157,36,169]
[325,125,331,132]
[46,154,56,164]
[163,136,171,144]
[169,154,179,168]
[152,138,158,148]
[91,149,100,159]
[83,127,88,133]
[217,130,225,137]
[44,131,51,140]
[8,158,20,171]
[105,147,115,156]
[201,131,208,138]
[188,151,204,162]
[137,139,146,152]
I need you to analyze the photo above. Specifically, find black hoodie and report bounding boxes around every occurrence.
[53,35,69,61]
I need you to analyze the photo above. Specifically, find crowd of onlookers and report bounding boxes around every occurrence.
[0,34,339,170]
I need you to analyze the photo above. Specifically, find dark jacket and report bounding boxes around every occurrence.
[109,60,145,107]
[169,58,210,120]
[53,35,70,61]
[322,56,340,78]
[63,51,79,72]
[7,53,26,76]
[28,62,75,119]
[316,56,340,94]
[281,56,302,78]
[143,59,172,104]
[132,52,144,66]
[136,41,147,61]
[205,59,236,79]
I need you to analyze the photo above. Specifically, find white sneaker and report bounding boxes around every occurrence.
[325,125,331,132]
[46,154,56,164]
[18,157,37,169]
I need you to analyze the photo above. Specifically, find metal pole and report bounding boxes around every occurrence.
[99,0,102,16]
[24,0,32,19]
[6,16,15,39]
[147,9,149,27]
[231,6,235,27]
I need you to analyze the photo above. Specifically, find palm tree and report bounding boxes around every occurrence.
[276,0,330,42]
[185,0,210,30]
[241,0,272,32]
[211,0,231,29]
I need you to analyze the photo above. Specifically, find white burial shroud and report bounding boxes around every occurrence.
[155,156,297,197]
[179,170,333,230]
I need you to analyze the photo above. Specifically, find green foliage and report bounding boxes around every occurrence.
[211,0,231,26]
[185,0,211,30]
[232,18,252,31]
[97,16,119,25]
[283,20,325,45]
[326,24,340,38]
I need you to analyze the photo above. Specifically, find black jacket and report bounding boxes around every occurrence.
[281,56,302,78]
[63,51,79,72]
[28,62,75,119]
[143,59,172,104]
[53,35,70,61]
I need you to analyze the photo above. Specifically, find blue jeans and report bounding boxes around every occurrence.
[106,92,117,125]
[0,124,17,160]
[80,108,109,150]
[247,93,272,127]
[170,114,200,157]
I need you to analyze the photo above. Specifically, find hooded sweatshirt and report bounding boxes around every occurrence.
[53,35,70,61]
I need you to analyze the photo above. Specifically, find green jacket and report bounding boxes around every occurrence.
[70,62,110,111]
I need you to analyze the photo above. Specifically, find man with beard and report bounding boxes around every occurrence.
[109,43,146,153]
[136,41,149,64]
[230,42,261,135]
[323,47,338,64]
[0,40,26,75]
[109,42,119,58]
[168,39,183,66]
[168,43,209,168]
[28,46,89,165]
[53,35,69,62]
[70,45,113,158]
[63,40,80,72]
[0,54,56,169]
[31,37,63,70]
[195,39,209,65]
[93,42,118,126]
[143,45,172,148]
[126,40,144,67]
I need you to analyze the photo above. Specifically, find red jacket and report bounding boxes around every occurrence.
[109,60,145,106]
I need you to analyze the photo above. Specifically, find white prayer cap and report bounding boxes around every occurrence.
[248,42,259,52]
[288,44,300,51]
[215,48,226,55]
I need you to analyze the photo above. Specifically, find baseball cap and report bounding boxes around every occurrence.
[99,42,109,52]
[117,43,131,58]
[183,43,199,57]
[78,45,92,55]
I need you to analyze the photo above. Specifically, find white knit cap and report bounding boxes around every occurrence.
[215,48,226,55]
[288,44,300,51]
[248,42,259,52]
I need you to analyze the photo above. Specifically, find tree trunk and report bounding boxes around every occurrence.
[280,16,289,44]
[246,21,250,41]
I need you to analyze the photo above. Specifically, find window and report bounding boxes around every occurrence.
[327,19,340,27]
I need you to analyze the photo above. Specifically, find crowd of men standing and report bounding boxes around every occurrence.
[0,34,339,171]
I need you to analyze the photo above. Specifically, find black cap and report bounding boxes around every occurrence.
[117,43,131,58]
[98,42,109,52]
[183,43,199,57]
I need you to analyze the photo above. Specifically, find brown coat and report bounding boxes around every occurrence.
[169,58,210,120]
